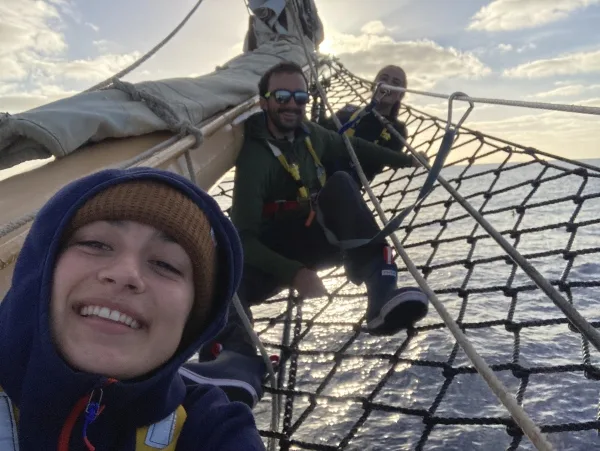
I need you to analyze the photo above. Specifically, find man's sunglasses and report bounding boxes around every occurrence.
[264,89,310,105]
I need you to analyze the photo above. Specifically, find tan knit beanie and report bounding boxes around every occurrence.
[65,179,217,344]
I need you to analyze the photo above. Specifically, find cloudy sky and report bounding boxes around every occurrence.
[1,0,599,162]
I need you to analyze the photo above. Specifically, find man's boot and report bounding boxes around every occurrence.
[365,246,428,335]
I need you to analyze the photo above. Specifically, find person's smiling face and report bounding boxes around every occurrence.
[50,220,194,380]
[262,71,308,133]
[375,65,407,106]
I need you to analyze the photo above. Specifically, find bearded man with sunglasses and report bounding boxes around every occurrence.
[184,62,428,409]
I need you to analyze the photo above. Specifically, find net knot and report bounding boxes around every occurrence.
[509,363,530,378]
[442,364,458,378]
[506,420,524,437]
[505,322,520,333]
[584,365,600,380]
[565,223,578,233]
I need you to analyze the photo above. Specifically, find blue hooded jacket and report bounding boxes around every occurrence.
[0,167,265,450]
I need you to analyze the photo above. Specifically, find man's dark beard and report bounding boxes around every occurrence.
[268,107,303,133]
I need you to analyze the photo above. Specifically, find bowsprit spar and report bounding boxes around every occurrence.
[209,57,600,450]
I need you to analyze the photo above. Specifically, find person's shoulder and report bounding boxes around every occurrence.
[241,111,270,144]
[303,120,330,136]
[392,118,407,135]
[178,385,264,449]
[336,104,360,122]
[303,120,339,143]
[392,116,406,127]
[237,124,271,166]
[339,104,360,114]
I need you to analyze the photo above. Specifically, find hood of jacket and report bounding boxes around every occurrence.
[0,167,243,449]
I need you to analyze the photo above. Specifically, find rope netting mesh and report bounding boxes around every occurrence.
[208,61,600,450]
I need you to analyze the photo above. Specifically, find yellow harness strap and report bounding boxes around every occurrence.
[267,135,326,226]
[343,108,391,145]
[304,137,327,188]
[1,385,186,451]
[136,404,187,451]
[267,136,326,200]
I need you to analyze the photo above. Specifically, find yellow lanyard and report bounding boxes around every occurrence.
[266,136,326,200]
[344,109,391,144]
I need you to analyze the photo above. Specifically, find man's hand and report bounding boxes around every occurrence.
[412,151,429,168]
[292,268,327,299]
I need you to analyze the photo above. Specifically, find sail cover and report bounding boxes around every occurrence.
[0,0,323,170]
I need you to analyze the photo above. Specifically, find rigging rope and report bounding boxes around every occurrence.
[210,64,600,449]
[3,5,600,447]
[5,39,600,451]
[327,60,600,357]
[346,71,600,117]
[406,102,600,175]
[232,294,280,451]
[1,0,210,241]
[287,3,555,449]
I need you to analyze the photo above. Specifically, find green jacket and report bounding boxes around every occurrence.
[230,112,413,285]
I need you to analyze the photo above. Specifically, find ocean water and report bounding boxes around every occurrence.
[211,158,600,450]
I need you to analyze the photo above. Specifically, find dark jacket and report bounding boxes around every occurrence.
[321,103,408,181]
[230,112,413,285]
[0,167,265,451]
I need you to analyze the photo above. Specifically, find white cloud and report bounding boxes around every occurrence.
[532,85,585,98]
[0,83,19,96]
[93,39,111,53]
[0,0,66,83]
[11,51,142,86]
[0,0,67,82]
[578,97,600,107]
[0,84,78,113]
[517,43,537,53]
[403,95,599,162]
[54,53,142,82]
[85,22,99,32]
[528,84,600,98]
[467,109,599,161]
[0,0,66,58]
[360,21,388,36]
[322,27,491,90]
[468,0,600,31]
[504,49,600,78]
[0,0,141,112]
[0,57,27,81]
[473,42,535,56]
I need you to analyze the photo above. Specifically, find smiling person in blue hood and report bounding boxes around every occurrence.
[0,167,265,450]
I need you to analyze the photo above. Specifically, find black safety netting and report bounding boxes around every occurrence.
[208,59,600,450]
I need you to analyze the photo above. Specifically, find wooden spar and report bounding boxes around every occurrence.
[0,96,260,297]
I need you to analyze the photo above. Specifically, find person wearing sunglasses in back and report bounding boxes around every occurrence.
[320,65,410,185]
[182,61,429,409]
